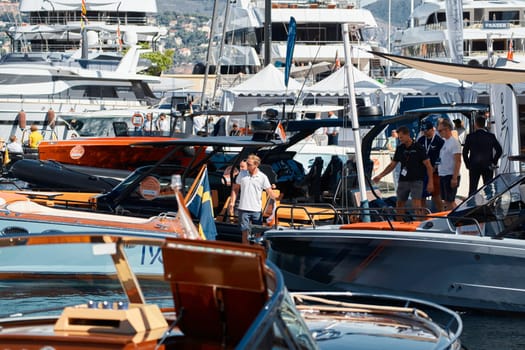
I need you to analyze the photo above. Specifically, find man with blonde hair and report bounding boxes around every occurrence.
[230,154,277,243]
[7,135,23,153]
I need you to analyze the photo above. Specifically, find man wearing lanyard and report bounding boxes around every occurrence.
[373,126,434,218]
[417,120,444,212]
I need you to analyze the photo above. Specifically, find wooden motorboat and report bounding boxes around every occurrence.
[0,232,463,349]
[0,191,190,237]
[37,135,207,171]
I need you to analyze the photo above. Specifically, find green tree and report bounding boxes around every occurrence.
[141,49,175,76]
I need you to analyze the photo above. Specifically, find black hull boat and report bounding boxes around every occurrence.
[10,159,122,192]
[265,172,525,313]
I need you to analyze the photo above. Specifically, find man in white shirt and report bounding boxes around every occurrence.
[7,135,23,153]
[142,113,155,134]
[230,155,276,243]
[437,119,462,210]
[156,113,170,135]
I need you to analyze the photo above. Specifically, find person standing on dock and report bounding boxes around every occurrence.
[230,155,276,244]
[437,119,462,210]
[373,126,434,217]
[417,120,444,212]
[142,113,155,134]
[156,113,170,135]
[462,115,502,196]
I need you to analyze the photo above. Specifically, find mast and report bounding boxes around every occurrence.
[212,0,233,102]
[343,23,369,221]
[201,0,221,105]
[264,0,271,66]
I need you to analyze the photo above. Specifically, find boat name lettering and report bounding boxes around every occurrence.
[482,21,510,29]
[140,245,163,265]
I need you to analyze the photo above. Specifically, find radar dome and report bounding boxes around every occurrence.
[86,31,99,47]
[123,31,138,46]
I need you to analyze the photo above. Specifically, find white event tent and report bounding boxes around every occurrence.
[220,64,303,112]
[303,65,419,115]
[389,68,476,108]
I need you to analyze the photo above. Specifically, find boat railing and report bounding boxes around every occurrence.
[335,206,432,227]
[447,215,486,236]
[422,19,524,32]
[30,14,149,26]
[263,0,357,9]
[274,203,491,236]
[273,203,440,229]
[274,202,341,228]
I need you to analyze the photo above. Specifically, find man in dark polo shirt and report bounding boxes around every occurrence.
[417,120,444,212]
[373,126,434,217]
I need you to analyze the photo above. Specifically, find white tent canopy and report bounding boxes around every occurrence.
[390,68,465,91]
[220,64,302,111]
[224,64,302,96]
[304,65,385,96]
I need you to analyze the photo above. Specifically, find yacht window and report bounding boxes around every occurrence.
[225,28,257,47]
[83,86,118,98]
[115,86,139,100]
[361,27,378,42]
[488,11,519,24]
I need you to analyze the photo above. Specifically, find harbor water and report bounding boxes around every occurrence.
[459,311,525,350]
[0,280,524,349]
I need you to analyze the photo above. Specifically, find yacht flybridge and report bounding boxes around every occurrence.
[210,0,387,77]
[7,0,166,53]
[392,0,525,66]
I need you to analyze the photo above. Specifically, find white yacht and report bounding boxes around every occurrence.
[392,0,525,67]
[7,0,165,53]
[0,45,160,142]
[209,0,387,78]
[0,0,167,142]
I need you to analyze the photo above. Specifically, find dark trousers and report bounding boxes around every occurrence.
[328,134,339,145]
[468,167,494,196]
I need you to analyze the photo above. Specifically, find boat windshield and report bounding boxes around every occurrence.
[449,173,525,237]
[452,173,523,214]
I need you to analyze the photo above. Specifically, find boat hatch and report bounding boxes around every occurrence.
[54,303,168,338]
[162,237,268,347]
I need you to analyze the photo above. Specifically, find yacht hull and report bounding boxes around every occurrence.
[37,136,202,170]
[265,229,525,312]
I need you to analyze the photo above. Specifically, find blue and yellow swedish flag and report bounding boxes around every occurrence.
[185,166,217,240]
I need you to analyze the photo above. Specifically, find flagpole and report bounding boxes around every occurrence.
[342,23,369,222]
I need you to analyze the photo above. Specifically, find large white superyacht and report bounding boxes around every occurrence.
[208,0,387,79]
[0,0,166,142]
[392,0,525,67]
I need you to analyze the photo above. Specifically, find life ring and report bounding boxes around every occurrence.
[131,112,144,127]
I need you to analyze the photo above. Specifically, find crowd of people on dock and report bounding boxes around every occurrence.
[374,115,503,216]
